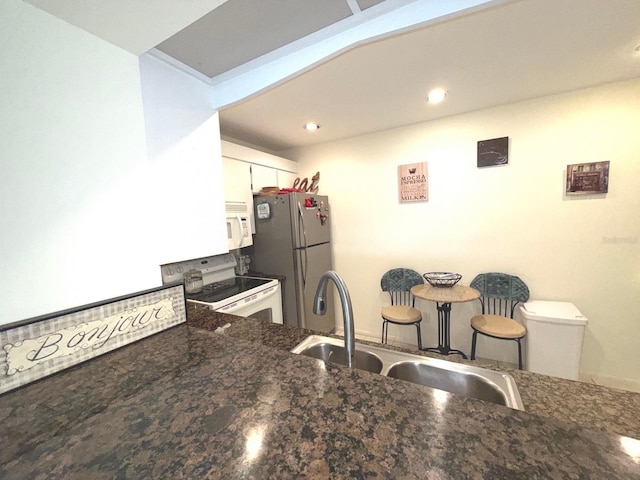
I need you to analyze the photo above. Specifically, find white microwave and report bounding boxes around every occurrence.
[225,201,253,250]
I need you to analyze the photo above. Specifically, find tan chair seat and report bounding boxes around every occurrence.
[470,314,526,339]
[382,305,421,324]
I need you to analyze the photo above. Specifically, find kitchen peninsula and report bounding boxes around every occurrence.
[1,305,639,479]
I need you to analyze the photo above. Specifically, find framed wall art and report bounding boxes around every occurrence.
[566,161,610,195]
[0,283,186,395]
[477,136,509,167]
[398,162,428,203]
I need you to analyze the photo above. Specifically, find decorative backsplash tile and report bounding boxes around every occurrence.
[0,283,186,395]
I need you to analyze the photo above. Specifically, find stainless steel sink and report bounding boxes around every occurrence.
[294,342,384,373]
[386,361,510,407]
[291,335,524,410]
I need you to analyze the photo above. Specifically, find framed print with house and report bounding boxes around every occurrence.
[566,161,610,195]
[477,136,509,167]
[398,162,428,203]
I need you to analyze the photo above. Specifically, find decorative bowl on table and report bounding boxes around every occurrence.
[423,272,462,288]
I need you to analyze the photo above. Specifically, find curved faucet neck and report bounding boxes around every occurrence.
[313,271,355,367]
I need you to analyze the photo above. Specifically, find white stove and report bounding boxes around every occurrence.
[160,253,283,324]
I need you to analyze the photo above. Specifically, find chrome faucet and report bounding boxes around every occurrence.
[313,271,355,368]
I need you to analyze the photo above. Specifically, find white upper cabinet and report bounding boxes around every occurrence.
[222,157,252,204]
[250,163,279,193]
[221,140,298,233]
[222,156,255,233]
[221,140,298,194]
[140,56,228,264]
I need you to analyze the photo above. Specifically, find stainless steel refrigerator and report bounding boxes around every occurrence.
[251,193,334,332]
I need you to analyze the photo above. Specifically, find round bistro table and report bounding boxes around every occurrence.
[410,283,481,358]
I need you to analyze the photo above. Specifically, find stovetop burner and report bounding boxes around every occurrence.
[186,276,271,304]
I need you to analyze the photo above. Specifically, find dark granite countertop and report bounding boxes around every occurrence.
[188,304,640,441]
[1,304,639,479]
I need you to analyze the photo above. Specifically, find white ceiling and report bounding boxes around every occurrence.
[23,0,640,154]
[218,0,640,152]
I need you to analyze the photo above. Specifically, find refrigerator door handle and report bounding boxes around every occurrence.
[304,247,309,291]
[297,201,308,249]
[297,201,310,290]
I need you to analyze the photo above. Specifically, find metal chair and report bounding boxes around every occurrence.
[469,273,529,370]
[380,268,424,349]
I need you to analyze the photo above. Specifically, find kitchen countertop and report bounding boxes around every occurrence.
[188,304,640,441]
[1,304,639,479]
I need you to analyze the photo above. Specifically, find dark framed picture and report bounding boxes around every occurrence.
[477,136,509,167]
[566,161,610,195]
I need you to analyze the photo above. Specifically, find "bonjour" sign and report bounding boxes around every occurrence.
[4,298,175,376]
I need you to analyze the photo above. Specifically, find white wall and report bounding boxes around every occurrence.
[0,1,226,325]
[287,78,640,391]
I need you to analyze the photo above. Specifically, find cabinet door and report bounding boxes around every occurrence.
[222,157,252,203]
[251,164,279,193]
[277,170,298,189]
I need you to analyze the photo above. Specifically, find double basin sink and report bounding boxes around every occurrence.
[291,335,524,410]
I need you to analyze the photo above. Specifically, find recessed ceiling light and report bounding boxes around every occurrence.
[303,122,320,131]
[427,88,447,104]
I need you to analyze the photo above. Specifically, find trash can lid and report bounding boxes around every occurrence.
[520,300,588,325]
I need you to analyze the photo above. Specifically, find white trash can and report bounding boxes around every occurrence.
[518,300,588,380]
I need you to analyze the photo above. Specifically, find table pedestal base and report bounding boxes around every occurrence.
[421,346,468,358]
[420,301,468,359]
